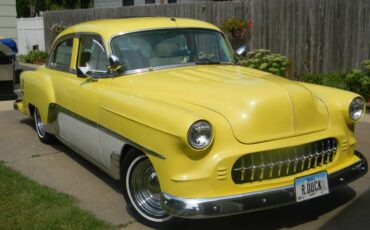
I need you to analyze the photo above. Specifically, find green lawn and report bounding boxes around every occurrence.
[0,161,114,230]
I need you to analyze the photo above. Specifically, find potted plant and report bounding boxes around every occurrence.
[220,18,252,49]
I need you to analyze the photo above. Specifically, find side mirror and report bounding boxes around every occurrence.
[108,55,123,73]
[235,45,248,57]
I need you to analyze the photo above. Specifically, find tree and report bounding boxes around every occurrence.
[16,0,93,18]
[45,0,80,11]
[16,0,31,18]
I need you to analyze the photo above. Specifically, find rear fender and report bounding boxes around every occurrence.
[21,67,56,123]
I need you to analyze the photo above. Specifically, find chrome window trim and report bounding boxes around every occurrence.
[108,27,235,76]
[48,32,110,77]
[115,62,235,76]
[76,33,109,75]
[114,62,207,76]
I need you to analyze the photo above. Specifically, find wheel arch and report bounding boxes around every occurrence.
[112,144,162,181]
[120,145,136,176]
[111,144,141,180]
[118,145,172,225]
[28,103,35,117]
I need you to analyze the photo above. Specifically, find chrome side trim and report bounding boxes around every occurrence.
[47,103,166,160]
[98,125,166,160]
[161,151,368,219]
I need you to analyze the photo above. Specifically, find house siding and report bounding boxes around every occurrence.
[0,0,17,41]
[94,0,122,8]
[94,0,214,8]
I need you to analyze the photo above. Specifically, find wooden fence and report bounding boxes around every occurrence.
[44,0,370,75]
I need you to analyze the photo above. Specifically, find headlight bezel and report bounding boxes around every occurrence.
[187,120,214,150]
[349,96,365,121]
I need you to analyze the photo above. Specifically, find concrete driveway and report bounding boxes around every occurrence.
[0,100,369,230]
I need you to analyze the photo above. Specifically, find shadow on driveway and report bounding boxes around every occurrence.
[20,117,122,194]
[170,186,356,230]
[319,188,370,230]
[18,116,365,230]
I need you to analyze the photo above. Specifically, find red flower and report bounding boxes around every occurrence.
[247,20,253,29]
[220,18,253,38]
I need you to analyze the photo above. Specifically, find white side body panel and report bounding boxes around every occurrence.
[57,112,103,165]
[56,112,125,176]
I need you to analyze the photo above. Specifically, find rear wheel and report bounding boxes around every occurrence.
[33,107,54,144]
[121,149,174,228]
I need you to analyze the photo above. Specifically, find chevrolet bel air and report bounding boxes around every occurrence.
[14,18,368,227]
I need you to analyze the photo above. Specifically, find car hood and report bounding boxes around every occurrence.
[113,65,329,144]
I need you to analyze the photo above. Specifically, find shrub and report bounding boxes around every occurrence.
[300,60,370,101]
[301,73,349,91]
[24,50,49,64]
[345,60,370,100]
[239,49,289,76]
[18,55,27,63]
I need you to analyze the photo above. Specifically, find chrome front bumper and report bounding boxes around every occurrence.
[160,151,368,219]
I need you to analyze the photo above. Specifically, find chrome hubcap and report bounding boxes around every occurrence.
[34,109,45,138]
[128,156,168,219]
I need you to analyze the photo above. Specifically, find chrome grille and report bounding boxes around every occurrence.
[232,138,337,184]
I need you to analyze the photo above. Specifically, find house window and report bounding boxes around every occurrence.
[145,0,155,4]
[123,0,134,6]
[168,0,177,3]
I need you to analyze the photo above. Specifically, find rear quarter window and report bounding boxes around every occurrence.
[53,38,73,70]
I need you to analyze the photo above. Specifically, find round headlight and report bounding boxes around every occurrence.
[349,97,365,121]
[187,120,213,150]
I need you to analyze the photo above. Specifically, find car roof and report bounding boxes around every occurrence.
[57,17,221,41]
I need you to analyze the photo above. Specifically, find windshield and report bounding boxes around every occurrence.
[110,29,235,72]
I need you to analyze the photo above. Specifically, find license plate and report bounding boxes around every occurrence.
[295,171,329,202]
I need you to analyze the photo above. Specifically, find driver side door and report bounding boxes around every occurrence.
[50,34,112,169]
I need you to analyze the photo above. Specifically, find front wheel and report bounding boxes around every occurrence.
[121,149,174,228]
[33,107,54,144]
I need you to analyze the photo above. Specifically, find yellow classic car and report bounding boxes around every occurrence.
[14,17,368,227]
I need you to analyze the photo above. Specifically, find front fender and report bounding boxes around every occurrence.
[99,89,211,157]
[299,82,365,123]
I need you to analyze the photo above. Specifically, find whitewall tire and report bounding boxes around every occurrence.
[121,149,175,228]
[33,108,54,144]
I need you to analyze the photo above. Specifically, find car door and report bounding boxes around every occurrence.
[49,34,112,169]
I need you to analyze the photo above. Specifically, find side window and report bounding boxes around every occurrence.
[78,37,107,73]
[53,38,73,69]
